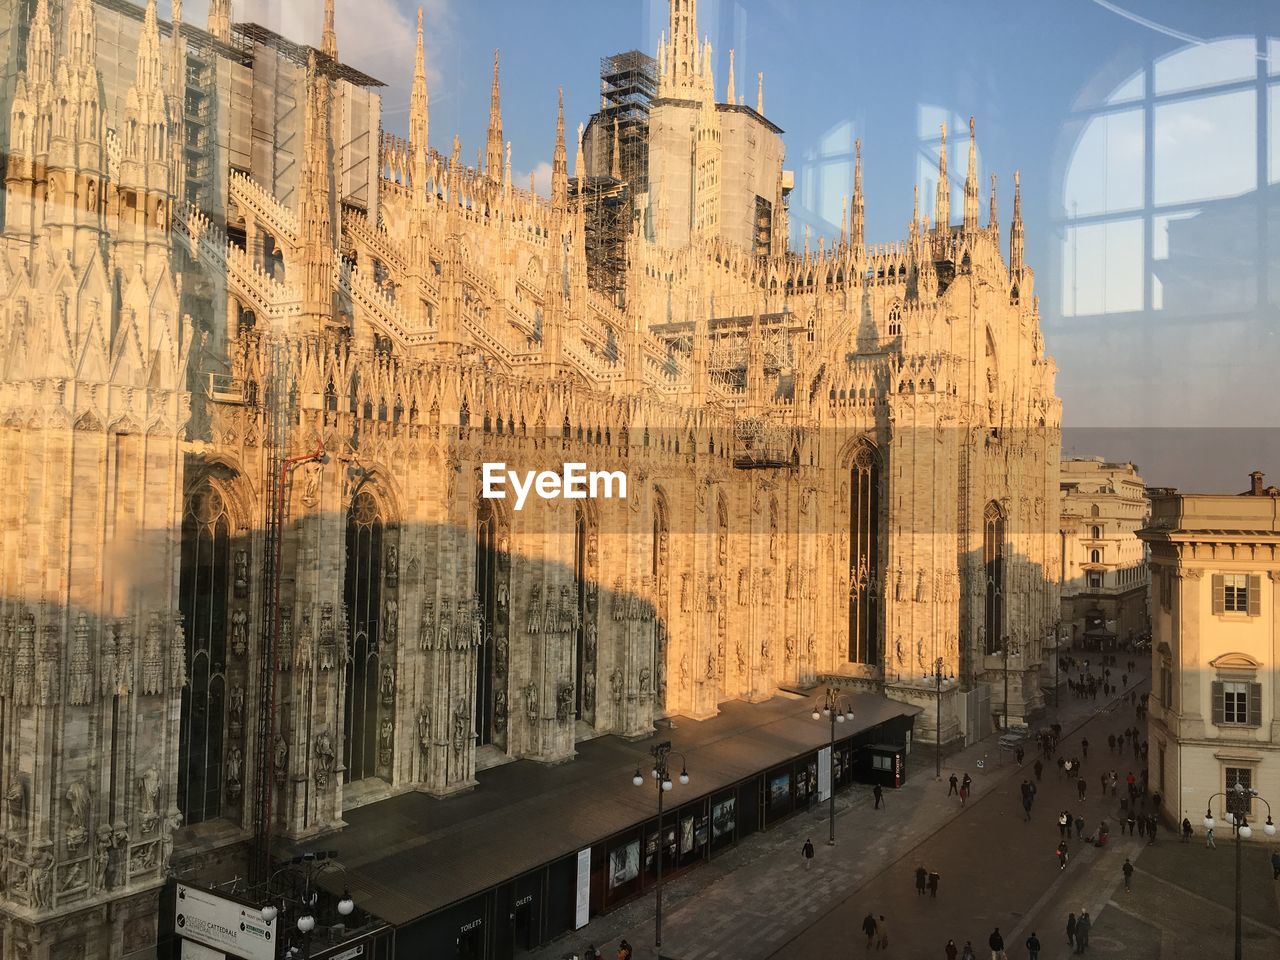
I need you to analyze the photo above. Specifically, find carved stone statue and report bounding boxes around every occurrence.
[28,853,50,909]
[273,735,288,785]
[314,730,336,787]
[638,667,651,697]
[139,768,161,833]
[233,550,249,598]
[417,711,432,757]
[225,749,243,801]
[381,664,396,704]
[94,826,113,891]
[160,812,182,874]
[556,683,574,722]
[318,603,336,670]
[895,567,905,601]
[385,543,399,587]
[379,716,394,767]
[915,569,927,603]
[65,780,90,852]
[230,608,248,657]
[526,683,539,722]
[297,610,314,670]
[384,598,398,645]
[453,699,470,755]
[494,689,509,731]
[610,668,623,703]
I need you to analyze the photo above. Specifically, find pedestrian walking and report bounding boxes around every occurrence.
[1122,857,1134,892]
[945,940,959,960]
[1016,745,1025,765]
[1034,758,1043,782]
[961,941,977,960]
[1075,814,1085,839]
[988,926,1006,960]
[1076,911,1091,953]
[1023,793,1034,822]
[1206,824,1216,848]
[1148,815,1158,844]
[873,783,884,809]
[948,773,959,796]
[1066,912,1077,950]
[1057,840,1070,870]
[801,838,815,870]
[928,870,940,898]
[1025,932,1041,960]
[861,913,878,949]
[617,939,632,960]
[1110,770,1118,797]
[1137,814,1146,839]
[876,915,888,950]
[1082,737,1089,759]
[1077,778,1087,801]
[1181,817,1193,842]
[1107,733,1116,753]
[916,865,928,896]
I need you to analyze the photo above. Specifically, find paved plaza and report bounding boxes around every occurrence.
[524,661,1280,960]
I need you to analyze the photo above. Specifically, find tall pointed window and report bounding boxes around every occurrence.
[474,500,499,746]
[983,501,1006,654]
[848,443,881,664]
[178,483,232,825]
[344,490,384,783]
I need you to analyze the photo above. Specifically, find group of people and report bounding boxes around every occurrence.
[914,864,941,897]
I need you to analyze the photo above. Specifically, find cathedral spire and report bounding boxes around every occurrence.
[935,123,949,229]
[486,50,504,182]
[135,0,164,106]
[22,0,53,90]
[575,121,586,184]
[551,88,568,208]
[299,50,336,327]
[610,116,622,181]
[207,0,230,42]
[756,71,764,114]
[909,183,920,245]
[726,49,735,105]
[989,172,999,240]
[851,138,865,257]
[322,0,338,60]
[963,116,979,232]
[1010,169,1025,277]
[409,7,429,159]
[67,0,98,69]
[665,0,699,94]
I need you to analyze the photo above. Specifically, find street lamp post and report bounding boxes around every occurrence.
[1204,783,1276,960]
[258,851,356,959]
[811,688,854,845]
[925,657,952,780]
[632,741,689,951]
[1001,635,1021,730]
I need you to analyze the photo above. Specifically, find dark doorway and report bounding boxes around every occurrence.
[457,924,484,960]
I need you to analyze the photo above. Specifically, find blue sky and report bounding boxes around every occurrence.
[209,1,1280,485]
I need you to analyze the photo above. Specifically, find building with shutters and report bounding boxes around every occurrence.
[1058,458,1149,649]
[1140,471,1280,832]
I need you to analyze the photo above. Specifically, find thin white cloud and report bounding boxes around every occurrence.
[515,161,553,197]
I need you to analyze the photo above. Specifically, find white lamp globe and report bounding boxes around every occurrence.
[678,771,689,785]
[1264,819,1276,837]
[1239,824,1253,840]
[1204,814,1215,831]
[845,711,855,722]
[337,893,355,916]
[296,915,316,934]
[260,904,278,924]
[836,714,846,723]
[662,778,672,791]
[633,772,644,787]
[812,710,821,721]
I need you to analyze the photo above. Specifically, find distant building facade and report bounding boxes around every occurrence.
[1059,458,1149,647]
[1141,471,1280,830]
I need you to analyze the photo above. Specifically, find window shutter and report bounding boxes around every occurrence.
[1211,681,1224,725]
[1249,683,1262,726]
[1211,575,1224,615]
[1247,575,1261,616]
